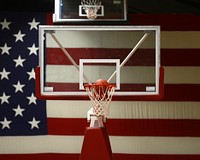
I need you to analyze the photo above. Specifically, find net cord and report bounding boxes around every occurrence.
[85,84,115,117]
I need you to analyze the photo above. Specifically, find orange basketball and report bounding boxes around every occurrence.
[95,79,109,86]
[95,79,108,98]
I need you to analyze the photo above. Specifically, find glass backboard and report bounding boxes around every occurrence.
[37,25,161,99]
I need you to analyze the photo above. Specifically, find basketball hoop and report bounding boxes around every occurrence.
[81,0,102,20]
[84,83,115,127]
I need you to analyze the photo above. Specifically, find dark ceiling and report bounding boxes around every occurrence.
[1,0,200,14]
[129,0,200,14]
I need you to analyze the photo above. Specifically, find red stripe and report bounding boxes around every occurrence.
[129,14,200,31]
[47,14,200,31]
[45,83,155,92]
[46,13,53,25]
[46,48,200,66]
[113,84,200,101]
[1,154,200,160]
[48,118,87,135]
[45,83,80,92]
[107,119,200,137]
[161,49,200,66]
[164,84,200,101]
[45,14,200,31]
[0,154,79,160]
[46,48,155,66]
[43,84,200,101]
[114,154,200,160]
[48,118,200,137]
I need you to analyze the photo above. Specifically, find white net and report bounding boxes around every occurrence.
[85,84,115,117]
[81,0,102,20]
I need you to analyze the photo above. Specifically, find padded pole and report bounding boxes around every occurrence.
[80,127,113,160]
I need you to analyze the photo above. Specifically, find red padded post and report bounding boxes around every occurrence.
[79,127,113,160]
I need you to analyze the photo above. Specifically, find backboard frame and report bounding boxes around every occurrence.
[36,25,163,100]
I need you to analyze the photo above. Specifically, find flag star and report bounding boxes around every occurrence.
[28,18,40,30]
[28,117,40,129]
[13,81,25,93]
[13,55,26,67]
[13,105,25,117]
[0,117,12,129]
[0,43,12,55]
[28,43,38,55]
[0,92,11,104]
[0,18,11,30]
[27,68,35,80]
[13,30,25,42]
[27,93,37,105]
[0,68,11,80]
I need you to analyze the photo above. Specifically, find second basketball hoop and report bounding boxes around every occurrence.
[80,0,104,20]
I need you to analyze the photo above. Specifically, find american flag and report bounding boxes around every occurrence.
[1,12,200,160]
[0,11,48,157]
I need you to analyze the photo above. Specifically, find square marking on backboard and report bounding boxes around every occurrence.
[79,59,120,90]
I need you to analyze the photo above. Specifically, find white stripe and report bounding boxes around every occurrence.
[46,31,200,49]
[0,136,83,154]
[46,65,155,83]
[47,101,200,119]
[47,100,91,118]
[161,31,200,48]
[46,30,156,48]
[46,65,200,84]
[0,136,200,154]
[164,66,200,84]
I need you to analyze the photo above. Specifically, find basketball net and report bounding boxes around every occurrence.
[85,83,115,127]
[81,0,102,20]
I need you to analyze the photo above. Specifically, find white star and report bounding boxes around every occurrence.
[27,68,35,80]
[13,30,25,42]
[27,93,37,105]
[0,117,12,129]
[13,55,26,67]
[28,18,40,30]
[28,117,40,129]
[13,105,25,117]
[13,81,25,93]
[0,43,11,55]
[0,68,11,80]
[0,18,11,30]
[0,92,10,104]
[28,43,39,55]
